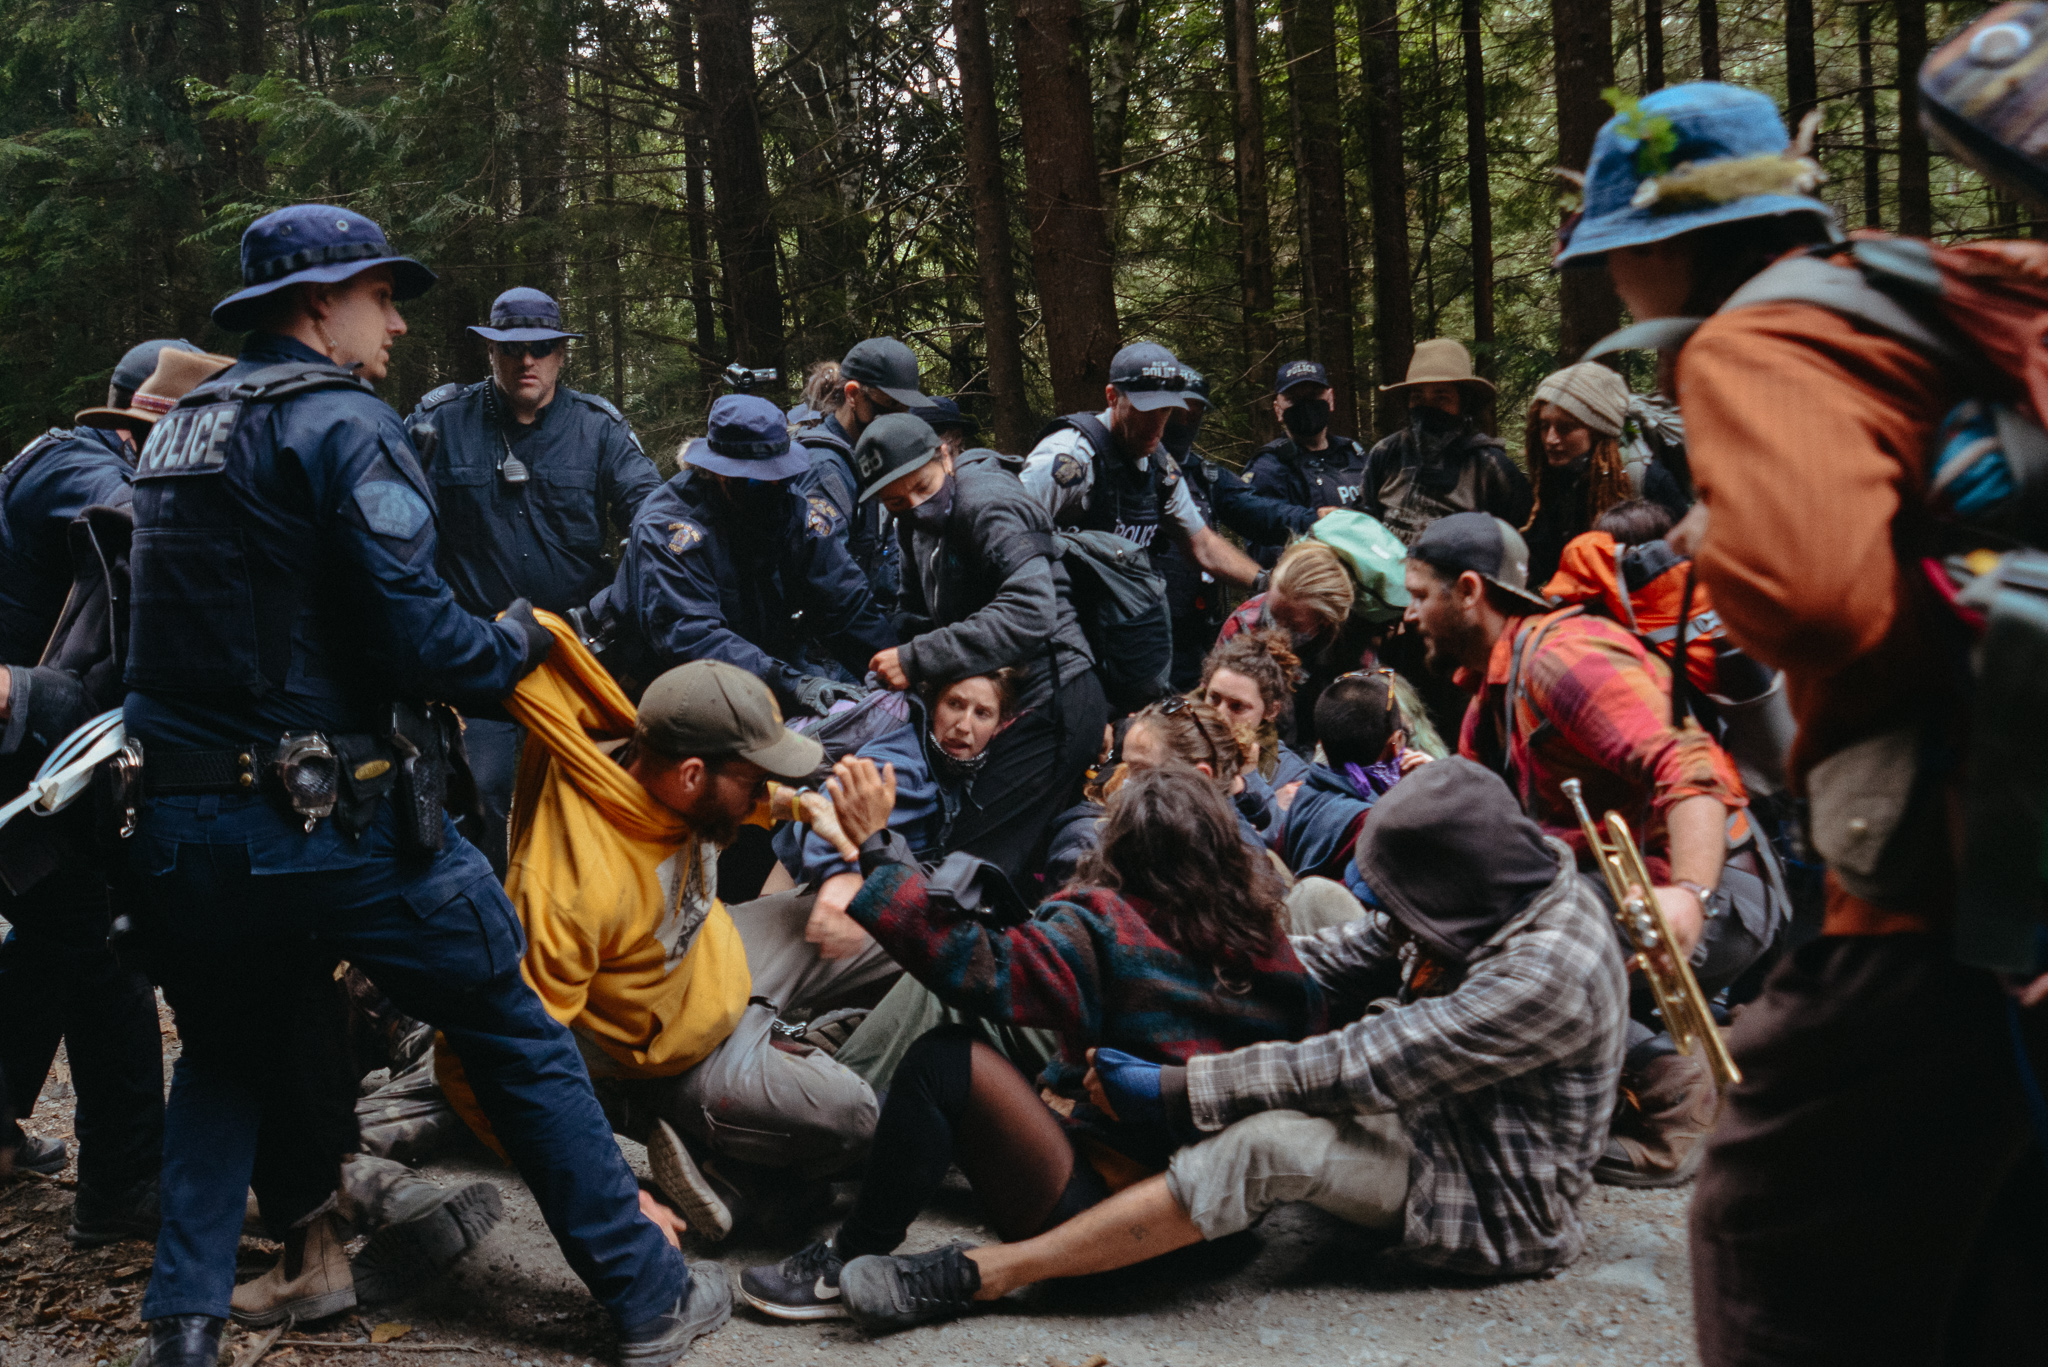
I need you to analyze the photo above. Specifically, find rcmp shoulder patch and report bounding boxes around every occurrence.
[353,480,432,540]
[806,495,843,538]
[1051,451,1088,489]
[1159,460,1181,487]
[666,519,707,554]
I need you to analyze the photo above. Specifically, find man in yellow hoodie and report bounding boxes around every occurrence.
[450,632,898,1241]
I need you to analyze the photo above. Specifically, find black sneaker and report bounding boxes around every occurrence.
[69,1177,161,1247]
[9,1134,67,1176]
[350,1179,504,1305]
[618,1263,732,1366]
[739,1240,846,1321]
[839,1243,981,1335]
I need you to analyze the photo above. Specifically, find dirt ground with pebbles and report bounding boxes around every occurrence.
[0,1004,1701,1367]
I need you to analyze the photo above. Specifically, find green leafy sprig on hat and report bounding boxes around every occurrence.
[1603,89,1679,178]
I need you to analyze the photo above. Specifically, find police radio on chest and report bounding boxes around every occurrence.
[481,382,530,487]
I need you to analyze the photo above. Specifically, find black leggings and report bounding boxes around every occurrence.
[834,1027,1111,1259]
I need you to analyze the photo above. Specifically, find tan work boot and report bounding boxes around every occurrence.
[1592,1049,1722,1189]
[230,1208,357,1327]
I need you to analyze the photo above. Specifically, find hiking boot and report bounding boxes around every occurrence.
[132,1314,224,1367]
[9,1133,67,1175]
[342,1157,504,1306]
[1593,1050,1722,1189]
[647,1121,733,1243]
[739,1239,846,1321]
[617,1262,732,1365]
[839,1243,980,1335]
[69,1176,161,1247]
[229,1209,356,1327]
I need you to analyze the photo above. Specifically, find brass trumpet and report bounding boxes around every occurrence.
[1561,778,1742,1092]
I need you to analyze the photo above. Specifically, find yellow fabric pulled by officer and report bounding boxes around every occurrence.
[440,611,758,1153]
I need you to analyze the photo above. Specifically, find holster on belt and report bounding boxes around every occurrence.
[386,701,479,858]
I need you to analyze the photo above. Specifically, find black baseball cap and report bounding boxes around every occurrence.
[1274,359,1329,395]
[1407,512,1551,612]
[854,412,942,501]
[1107,342,1190,412]
[840,337,930,409]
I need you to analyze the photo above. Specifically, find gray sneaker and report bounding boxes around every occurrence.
[647,1121,733,1242]
[839,1243,981,1335]
[618,1263,733,1366]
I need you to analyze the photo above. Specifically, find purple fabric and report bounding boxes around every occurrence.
[1343,759,1404,800]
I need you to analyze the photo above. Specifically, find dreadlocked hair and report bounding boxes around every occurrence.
[1521,412,1634,540]
[1200,629,1303,780]
[1131,697,1254,783]
[1077,765,1288,990]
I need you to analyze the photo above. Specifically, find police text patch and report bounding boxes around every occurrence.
[136,403,241,479]
[353,481,432,540]
[667,519,707,554]
[1052,452,1088,488]
[806,495,842,538]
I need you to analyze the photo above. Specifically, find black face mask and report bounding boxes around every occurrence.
[1407,405,1468,492]
[1282,397,1331,441]
[906,472,955,534]
[714,475,784,515]
[1161,414,1204,461]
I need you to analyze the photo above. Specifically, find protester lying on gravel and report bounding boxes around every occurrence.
[813,759,1627,1334]
[739,760,1329,1323]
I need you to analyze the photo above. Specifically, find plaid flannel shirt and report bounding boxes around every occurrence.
[1184,841,1628,1276]
[1459,607,1746,867]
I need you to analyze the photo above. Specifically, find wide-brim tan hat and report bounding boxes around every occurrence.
[1379,337,1497,395]
[76,347,236,433]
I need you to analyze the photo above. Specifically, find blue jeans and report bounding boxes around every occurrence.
[135,792,685,1326]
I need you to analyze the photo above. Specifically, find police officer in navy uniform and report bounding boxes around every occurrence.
[1149,367,1308,689]
[125,205,723,1367]
[1020,342,1262,595]
[795,337,922,614]
[599,393,895,717]
[405,288,659,874]
[1241,359,1371,566]
[0,341,229,1246]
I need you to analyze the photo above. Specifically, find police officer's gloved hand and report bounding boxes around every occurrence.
[790,674,867,718]
[1088,1047,1198,1145]
[502,598,555,674]
[4,665,91,754]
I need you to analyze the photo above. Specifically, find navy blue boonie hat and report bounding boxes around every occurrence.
[910,396,978,437]
[470,287,585,344]
[686,394,812,480]
[1553,83,1835,268]
[1274,359,1328,395]
[1108,342,1189,412]
[212,204,437,331]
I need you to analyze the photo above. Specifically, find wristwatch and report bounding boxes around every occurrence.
[1672,879,1717,916]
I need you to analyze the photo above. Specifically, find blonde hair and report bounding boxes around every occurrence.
[1268,540,1355,634]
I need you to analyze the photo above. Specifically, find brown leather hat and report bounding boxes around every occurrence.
[1379,337,1497,395]
[75,347,235,434]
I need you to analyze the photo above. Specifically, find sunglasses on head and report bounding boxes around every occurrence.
[1336,668,1401,714]
[494,339,559,360]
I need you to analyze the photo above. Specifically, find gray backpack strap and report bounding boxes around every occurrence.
[1718,254,1971,370]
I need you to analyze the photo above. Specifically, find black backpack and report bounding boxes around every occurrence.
[1055,528,1173,713]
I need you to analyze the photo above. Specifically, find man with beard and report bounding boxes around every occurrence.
[1360,340,1531,547]
[596,394,895,716]
[1242,359,1372,567]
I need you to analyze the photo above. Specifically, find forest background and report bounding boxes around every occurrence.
[0,0,2020,467]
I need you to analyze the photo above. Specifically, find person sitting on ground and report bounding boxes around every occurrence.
[1042,697,1270,889]
[1217,541,1377,756]
[821,758,1627,1333]
[739,761,1329,1323]
[1195,629,1310,787]
[1403,511,1783,1189]
[1270,670,1433,890]
[438,644,898,1246]
[765,671,1020,964]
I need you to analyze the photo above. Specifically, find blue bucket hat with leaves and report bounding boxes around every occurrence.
[1554,83,1834,268]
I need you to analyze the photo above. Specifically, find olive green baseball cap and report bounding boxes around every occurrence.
[636,660,823,781]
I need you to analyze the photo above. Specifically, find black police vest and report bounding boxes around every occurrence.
[1266,435,1370,510]
[1153,453,1219,619]
[125,362,377,697]
[1046,412,1168,553]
